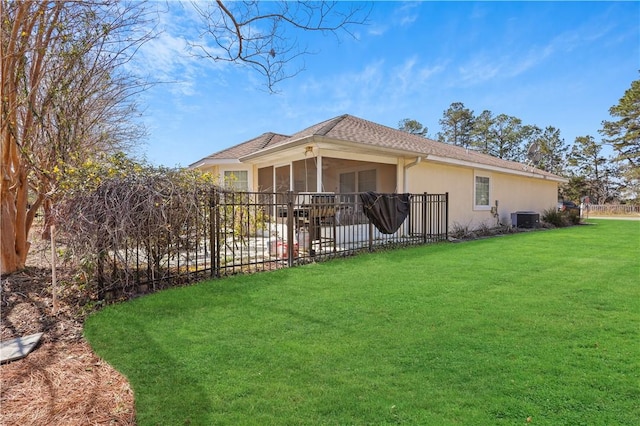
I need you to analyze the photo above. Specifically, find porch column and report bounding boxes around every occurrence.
[289,162,294,191]
[316,155,323,192]
[272,167,276,192]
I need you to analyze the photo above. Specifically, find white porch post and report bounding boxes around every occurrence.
[272,167,277,192]
[289,162,294,191]
[316,155,323,192]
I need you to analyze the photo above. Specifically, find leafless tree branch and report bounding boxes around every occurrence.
[189,1,371,91]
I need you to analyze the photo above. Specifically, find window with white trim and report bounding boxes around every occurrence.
[474,175,490,209]
[224,170,249,191]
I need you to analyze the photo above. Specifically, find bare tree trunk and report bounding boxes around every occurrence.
[14,167,31,268]
[1,1,54,274]
[1,166,31,274]
[0,188,20,273]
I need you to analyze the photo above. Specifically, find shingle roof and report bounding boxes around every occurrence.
[193,114,562,180]
[192,132,289,163]
[266,114,561,179]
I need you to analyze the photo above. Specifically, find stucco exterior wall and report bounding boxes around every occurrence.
[406,161,558,229]
[195,163,254,190]
[195,164,218,176]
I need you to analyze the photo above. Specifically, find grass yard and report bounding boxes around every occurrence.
[84,219,640,425]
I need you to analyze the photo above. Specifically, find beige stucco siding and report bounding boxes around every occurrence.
[378,164,396,192]
[194,164,254,190]
[195,164,218,176]
[407,161,558,229]
[491,172,558,217]
[190,163,255,190]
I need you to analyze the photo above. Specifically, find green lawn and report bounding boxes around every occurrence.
[84,219,640,425]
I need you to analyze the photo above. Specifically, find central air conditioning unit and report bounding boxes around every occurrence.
[511,211,540,228]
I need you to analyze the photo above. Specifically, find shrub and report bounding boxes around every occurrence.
[449,222,474,239]
[566,210,581,225]
[542,207,582,227]
[542,208,567,227]
[54,153,218,296]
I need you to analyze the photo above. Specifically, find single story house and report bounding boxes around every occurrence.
[190,114,567,229]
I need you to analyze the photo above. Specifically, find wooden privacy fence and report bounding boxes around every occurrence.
[95,190,448,299]
[585,204,640,215]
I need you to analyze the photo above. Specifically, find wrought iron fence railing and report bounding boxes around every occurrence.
[95,190,448,299]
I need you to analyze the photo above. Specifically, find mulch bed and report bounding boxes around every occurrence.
[1,244,135,425]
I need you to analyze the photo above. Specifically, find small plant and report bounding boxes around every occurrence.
[450,221,513,240]
[542,207,582,227]
[542,207,567,227]
[449,222,473,239]
[475,221,494,237]
[566,210,581,225]
[218,192,269,243]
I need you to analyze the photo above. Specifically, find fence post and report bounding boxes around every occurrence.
[422,192,428,244]
[287,191,295,267]
[368,221,373,252]
[445,192,449,240]
[210,188,219,278]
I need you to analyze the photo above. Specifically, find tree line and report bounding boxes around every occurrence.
[398,79,639,206]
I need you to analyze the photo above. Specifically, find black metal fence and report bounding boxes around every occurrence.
[96,190,448,299]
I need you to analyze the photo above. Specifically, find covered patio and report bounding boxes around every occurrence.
[256,156,398,194]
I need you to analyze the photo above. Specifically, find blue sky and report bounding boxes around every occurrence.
[133,1,639,167]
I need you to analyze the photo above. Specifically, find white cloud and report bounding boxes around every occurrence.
[367,24,388,36]
[390,56,446,94]
[128,2,228,97]
[419,63,447,80]
[274,55,448,125]
[135,33,195,94]
[455,14,622,87]
[457,54,502,85]
[367,2,421,36]
[393,2,420,27]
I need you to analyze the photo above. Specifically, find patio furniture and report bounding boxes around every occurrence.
[297,194,337,254]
